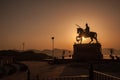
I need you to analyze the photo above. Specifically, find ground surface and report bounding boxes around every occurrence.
[93,61,120,77]
[22,61,89,79]
[22,61,120,79]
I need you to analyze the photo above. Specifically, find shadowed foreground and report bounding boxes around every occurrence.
[22,61,89,80]
[22,61,120,80]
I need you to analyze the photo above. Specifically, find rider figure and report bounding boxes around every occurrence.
[85,23,90,36]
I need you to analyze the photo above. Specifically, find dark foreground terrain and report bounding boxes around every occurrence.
[22,60,120,79]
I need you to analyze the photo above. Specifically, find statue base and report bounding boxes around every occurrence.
[72,43,103,62]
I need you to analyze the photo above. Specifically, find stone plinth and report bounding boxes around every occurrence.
[72,43,103,61]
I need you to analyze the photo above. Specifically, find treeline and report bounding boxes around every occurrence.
[0,50,52,61]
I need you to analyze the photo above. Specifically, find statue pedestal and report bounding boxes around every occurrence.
[72,43,103,62]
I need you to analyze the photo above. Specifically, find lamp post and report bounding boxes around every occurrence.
[51,37,54,58]
[22,42,25,51]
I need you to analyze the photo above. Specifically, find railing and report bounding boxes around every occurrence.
[27,69,120,80]
[94,70,120,80]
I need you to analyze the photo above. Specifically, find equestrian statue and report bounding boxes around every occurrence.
[76,23,98,44]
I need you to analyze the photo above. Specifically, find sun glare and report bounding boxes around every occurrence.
[82,36,86,41]
[82,36,90,43]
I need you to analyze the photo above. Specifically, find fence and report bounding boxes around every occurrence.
[27,69,120,80]
[94,70,120,80]
[29,71,120,80]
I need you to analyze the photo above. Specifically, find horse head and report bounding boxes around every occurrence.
[77,27,84,34]
[76,24,84,34]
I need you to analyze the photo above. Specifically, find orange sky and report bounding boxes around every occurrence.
[0,0,120,50]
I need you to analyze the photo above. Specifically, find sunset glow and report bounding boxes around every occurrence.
[81,36,90,43]
[0,0,120,50]
[82,37,86,42]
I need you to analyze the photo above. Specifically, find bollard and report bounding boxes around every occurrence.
[89,64,94,80]
[27,69,30,80]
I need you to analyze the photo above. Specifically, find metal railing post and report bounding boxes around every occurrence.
[89,64,94,80]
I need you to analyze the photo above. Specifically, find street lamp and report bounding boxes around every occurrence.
[51,37,54,58]
[22,42,25,51]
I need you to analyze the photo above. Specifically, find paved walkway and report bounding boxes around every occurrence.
[22,61,89,80]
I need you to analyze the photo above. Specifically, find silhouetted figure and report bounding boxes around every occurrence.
[85,23,90,36]
[110,49,114,55]
[110,54,114,60]
[115,56,120,61]
[109,49,114,60]
[62,50,65,59]
[69,55,71,57]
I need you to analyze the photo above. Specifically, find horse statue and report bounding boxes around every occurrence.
[76,24,98,44]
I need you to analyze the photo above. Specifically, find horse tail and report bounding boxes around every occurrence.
[94,32,97,38]
[94,32,99,43]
